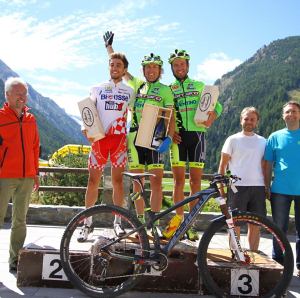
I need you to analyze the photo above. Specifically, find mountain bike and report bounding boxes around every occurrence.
[60,172,294,298]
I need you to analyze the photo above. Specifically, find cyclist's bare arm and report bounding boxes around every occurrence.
[263,160,273,199]
[103,31,132,81]
[218,152,231,197]
[167,108,175,139]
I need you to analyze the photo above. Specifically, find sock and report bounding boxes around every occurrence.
[114,215,122,225]
[137,214,145,224]
[84,216,92,227]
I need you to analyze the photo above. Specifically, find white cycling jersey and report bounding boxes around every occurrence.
[90,79,135,135]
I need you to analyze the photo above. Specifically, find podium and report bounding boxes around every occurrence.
[194,85,219,127]
[78,97,105,141]
[135,104,172,150]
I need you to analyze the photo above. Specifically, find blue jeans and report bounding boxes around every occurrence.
[271,193,300,269]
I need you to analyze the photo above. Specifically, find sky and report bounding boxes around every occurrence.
[0,0,300,116]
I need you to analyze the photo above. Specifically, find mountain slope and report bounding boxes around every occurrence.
[206,36,300,171]
[0,60,86,159]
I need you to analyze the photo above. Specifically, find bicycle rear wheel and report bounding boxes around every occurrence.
[197,211,294,297]
[60,204,150,298]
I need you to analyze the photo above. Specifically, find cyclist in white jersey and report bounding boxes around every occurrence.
[78,52,135,242]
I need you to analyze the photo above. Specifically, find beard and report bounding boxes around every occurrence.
[242,124,255,132]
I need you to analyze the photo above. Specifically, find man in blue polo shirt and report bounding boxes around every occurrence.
[264,100,300,276]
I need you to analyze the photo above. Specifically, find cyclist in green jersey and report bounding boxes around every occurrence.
[162,49,222,241]
[104,32,175,233]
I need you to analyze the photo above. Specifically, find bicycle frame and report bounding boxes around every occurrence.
[149,187,219,254]
[101,173,244,264]
[128,173,245,262]
[100,183,219,255]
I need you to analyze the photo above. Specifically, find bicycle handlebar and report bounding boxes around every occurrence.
[210,172,241,186]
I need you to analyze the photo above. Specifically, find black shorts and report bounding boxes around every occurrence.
[228,186,266,216]
[128,131,164,170]
[170,131,206,168]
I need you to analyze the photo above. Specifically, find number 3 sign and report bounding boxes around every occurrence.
[42,254,68,281]
[231,269,259,296]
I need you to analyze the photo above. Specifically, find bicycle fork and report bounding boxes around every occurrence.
[214,197,246,262]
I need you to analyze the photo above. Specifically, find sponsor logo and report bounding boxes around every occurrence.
[100,94,130,101]
[192,162,205,168]
[199,92,212,112]
[185,91,200,97]
[82,107,94,127]
[187,83,194,90]
[150,164,164,169]
[178,99,197,107]
[151,87,160,95]
[174,91,200,99]
[136,94,162,102]
[171,85,179,90]
[105,101,124,111]
[104,85,113,92]
[174,93,185,99]
[134,102,145,109]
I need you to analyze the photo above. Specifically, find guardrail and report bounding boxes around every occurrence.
[38,166,214,195]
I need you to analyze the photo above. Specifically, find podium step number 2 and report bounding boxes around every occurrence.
[42,253,68,281]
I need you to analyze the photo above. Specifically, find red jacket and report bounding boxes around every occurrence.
[0,103,40,178]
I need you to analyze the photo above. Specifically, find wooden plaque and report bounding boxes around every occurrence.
[194,85,219,127]
[135,103,172,150]
[78,97,105,141]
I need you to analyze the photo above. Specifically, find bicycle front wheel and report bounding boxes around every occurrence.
[60,204,150,298]
[197,211,294,297]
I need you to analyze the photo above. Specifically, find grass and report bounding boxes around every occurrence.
[162,177,209,192]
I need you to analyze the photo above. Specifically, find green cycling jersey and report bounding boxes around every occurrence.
[170,77,222,132]
[127,77,174,129]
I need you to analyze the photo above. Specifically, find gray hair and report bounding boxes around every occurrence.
[4,77,28,96]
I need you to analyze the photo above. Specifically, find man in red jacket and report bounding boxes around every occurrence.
[0,77,40,272]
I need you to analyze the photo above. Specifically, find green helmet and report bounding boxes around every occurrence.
[168,49,190,64]
[141,53,163,66]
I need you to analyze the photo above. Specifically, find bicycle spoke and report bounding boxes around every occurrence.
[60,205,150,297]
[198,211,293,297]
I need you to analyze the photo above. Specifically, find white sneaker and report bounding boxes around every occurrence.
[77,224,94,242]
[113,223,126,237]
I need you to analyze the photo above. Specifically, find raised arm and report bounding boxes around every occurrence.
[103,31,114,55]
[103,31,132,81]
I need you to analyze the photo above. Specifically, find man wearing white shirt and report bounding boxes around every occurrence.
[218,107,266,250]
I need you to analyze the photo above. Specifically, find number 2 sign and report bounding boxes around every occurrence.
[42,254,68,281]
